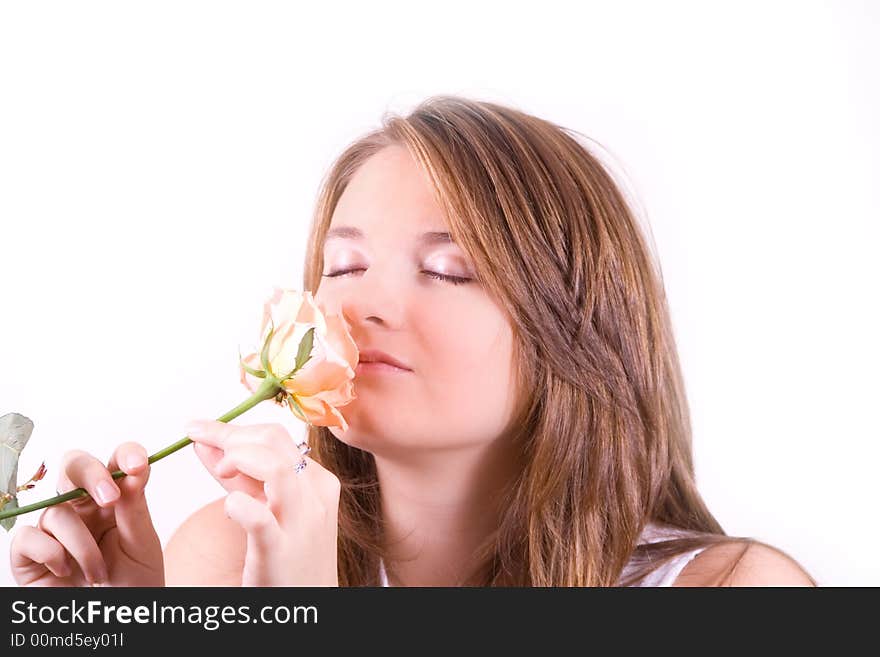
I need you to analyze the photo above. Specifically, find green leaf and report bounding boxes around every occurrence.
[278,326,316,381]
[260,317,276,376]
[1,498,18,532]
[238,346,266,378]
[242,363,267,378]
[0,412,35,532]
[287,394,311,425]
[295,327,316,372]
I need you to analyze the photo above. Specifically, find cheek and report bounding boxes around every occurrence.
[424,312,518,444]
[324,297,519,451]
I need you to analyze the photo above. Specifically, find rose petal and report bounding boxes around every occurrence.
[283,331,354,396]
[259,286,285,343]
[295,291,328,334]
[293,393,350,431]
[270,321,318,378]
[324,313,359,370]
[267,319,300,375]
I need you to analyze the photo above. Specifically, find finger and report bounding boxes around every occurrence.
[108,441,150,482]
[37,505,108,584]
[276,458,341,532]
[218,445,327,531]
[224,490,282,554]
[262,461,313,531]
[10,525,73,580]
[229,423,299,454]
[186,420,296,456]
[57,450,120,509]
[193,442,230,478]
[194,442,267,500]
[215,443,292,482]
[183,419,238,450]
[105,442,158,556]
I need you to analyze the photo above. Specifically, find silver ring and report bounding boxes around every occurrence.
[296,442,311,457]
[293,458,308,474]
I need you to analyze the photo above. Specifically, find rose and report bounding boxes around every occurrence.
[0,287,358,526]
[239,287,359,431]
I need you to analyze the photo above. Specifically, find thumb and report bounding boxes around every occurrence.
[225,491,281,586]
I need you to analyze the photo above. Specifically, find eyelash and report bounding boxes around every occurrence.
[322,268,472,286]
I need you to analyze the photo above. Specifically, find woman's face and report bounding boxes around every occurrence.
[314,144,519,455]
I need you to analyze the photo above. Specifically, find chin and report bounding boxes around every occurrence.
[328,423,369,449]
[328,419,401,456]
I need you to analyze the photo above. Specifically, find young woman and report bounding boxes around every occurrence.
[10,96,817,587]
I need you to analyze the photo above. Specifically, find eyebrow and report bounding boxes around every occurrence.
[324,226,455,246]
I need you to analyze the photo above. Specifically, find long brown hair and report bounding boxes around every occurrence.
[302,95,813,586]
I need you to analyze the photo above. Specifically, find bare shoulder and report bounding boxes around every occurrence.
[673,539,816,587]
[721,542,816,586]
[164,496,246,586]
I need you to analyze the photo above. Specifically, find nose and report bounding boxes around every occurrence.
[317,265,406,332]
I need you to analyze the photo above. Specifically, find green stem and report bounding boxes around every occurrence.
[0,378,281,522]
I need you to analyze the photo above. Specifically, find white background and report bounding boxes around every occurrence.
[1,1,877,587]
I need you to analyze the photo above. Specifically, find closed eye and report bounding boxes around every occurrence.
[322,268,472,286]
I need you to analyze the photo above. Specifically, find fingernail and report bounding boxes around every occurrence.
[95,480,119,505]
[92,565,109,585]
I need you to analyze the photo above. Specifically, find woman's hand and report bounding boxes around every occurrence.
[185,420,340,586]
[9,443,164,587]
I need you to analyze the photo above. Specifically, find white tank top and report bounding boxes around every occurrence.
[377,521,707,587]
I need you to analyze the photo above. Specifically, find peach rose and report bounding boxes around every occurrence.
[239,287,358,431]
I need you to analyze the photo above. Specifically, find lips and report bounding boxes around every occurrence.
[357,348,412,371]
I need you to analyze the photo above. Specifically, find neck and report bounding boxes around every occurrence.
[375,439,517,586]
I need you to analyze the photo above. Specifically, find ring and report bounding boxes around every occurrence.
[293,458,308,474]
[296,442,311,457]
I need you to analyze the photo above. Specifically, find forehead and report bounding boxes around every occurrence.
[326,145,451,246]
